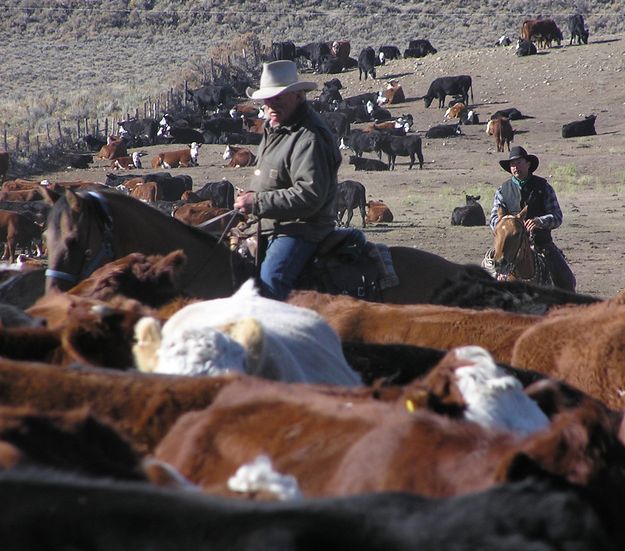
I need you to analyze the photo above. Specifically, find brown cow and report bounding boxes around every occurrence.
[1,179,41,192]
[0,210,43,263]
[151,143,201,169]
[223,145,256,168]
[154,374,625,506]
[366,200,394,223]
[112,151,144,170]
[486,117,514,152]
[379,81,405,105]
[130,181,160,202]
[521,19,563,48]
[331,40,351,62]
[242,117,265,134]
[172,201,235,228]
[287,291,539,364]
[96,137,128,160]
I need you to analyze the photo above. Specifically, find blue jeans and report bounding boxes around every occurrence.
[260,235,318,300]
[540,242,576,292]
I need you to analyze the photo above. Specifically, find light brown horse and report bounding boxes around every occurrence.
[43,189,486,303]
[487,206,552,286]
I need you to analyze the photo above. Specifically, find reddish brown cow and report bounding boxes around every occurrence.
[1,179,41,192]
[521,19,563,48]
[0,152,9,184]
[155,375,625,505]
[380,81,405,105]
[172,201,234,228]
[242,118,265,134]
[130,181,160,202]
[151,143,201,169]
[96,137,128,160]
[180,190,204,203]
[287,290,539,364]
[223,145,256,168]
[486,117,514,152]
[366,200,394,223]
[0,210,43,263]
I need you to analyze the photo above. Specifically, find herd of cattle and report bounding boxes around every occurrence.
[0,14,620,546]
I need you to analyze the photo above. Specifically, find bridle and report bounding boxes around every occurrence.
[45,192,115,285]
[495,215,535,281]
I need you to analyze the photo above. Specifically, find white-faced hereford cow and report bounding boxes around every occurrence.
[223,145,256,168]
[151,143,201,169]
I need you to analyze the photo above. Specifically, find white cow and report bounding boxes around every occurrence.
[133,279,361,387]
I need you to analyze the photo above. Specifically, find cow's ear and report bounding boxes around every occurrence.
[475,195,480,201]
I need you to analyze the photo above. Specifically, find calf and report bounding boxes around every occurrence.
[378,81,405,105]
[366,200,393,223]
[495,35,512,46]
[378,45,401,60]
[562,115,597,138]
[424,75,473,108]
[490,108,525,120]
[348,156,389,171]
[112,151,144,170]
[151,143,201,169]
[358,47,376,80]
[336,180,367,228]
[0,210,43,263]
[451,195,486,226]
[339,130,381,158]
[568,13,589,45]
[96,137,128,160]
[130,181,160,202]
[376,134,424,170]
[486,117,514,152]
[425,124,462,139]
[223,145,256,168]
[516,39,537,56]
[407,39,437,56]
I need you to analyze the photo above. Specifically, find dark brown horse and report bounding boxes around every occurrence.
[44,189,486,303]
[485,206,552,287]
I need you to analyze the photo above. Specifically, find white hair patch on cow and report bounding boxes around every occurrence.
[131,151,142,168]
[228,454,301,501]
[223,145,232,160]
[453,345,550,436]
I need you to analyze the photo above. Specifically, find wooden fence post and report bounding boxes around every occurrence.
[46,123,52,145]
[3,127,7,152]
[57,121,63,146]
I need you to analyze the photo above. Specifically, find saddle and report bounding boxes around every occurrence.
[296,228,399,301]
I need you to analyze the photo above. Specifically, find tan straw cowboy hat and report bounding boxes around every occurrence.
[499,146,540,174]
[246,60,317,100]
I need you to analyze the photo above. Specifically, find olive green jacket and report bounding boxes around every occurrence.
[251,102,341,242]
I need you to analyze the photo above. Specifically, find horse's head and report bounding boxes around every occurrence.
[492,206,529,276]
[44,190,114,293]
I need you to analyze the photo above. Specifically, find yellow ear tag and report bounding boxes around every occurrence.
[405,399,415,413]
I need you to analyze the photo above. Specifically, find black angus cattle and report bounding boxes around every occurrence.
[339,130,381,158]
[451,195,486,226]
[358,47,377,81]
[78,134,107,152]
[424,75,473,108]
[218,131,262,146]
[379,45,401,60]
[333,104,370,125]
[271,40,297,61]
[318,85,343,106]
[104,173,192,199]
[368,103,392,122]
[186,85,235,114]
[568,14,589,45]
[405,39,438,57]
[0,470,617,551]
[320,112,350,138]
[160,126,204,144]
[117,118,159,147]
[490,108,526,121]
[201,115,244,136]
[193,180,235,209]
[516,39,537,56]
[325,78,343,90]
[297,42,331,71]
[336,180,367,228]
[349,156,389,171]
[375,134,424,170]
[63,153,94,169]
[425,123,462,139]
[319,55,344,74]
[340,93,379,108]
[562,115,597,138]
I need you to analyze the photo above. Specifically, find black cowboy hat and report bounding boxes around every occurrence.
[499,146,539,174]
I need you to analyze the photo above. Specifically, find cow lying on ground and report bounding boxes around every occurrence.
[425,124,462,139]
[366,200,393,223]
[223,145,256,168]
[451,195,486,226]
[112,151,144,170]
[516,39,537,56]
[348,156,389,171]
[96,137,128,160]
[151,143,201,169]
[336,180,367,228]
[133,279,361,386]
[562,115,597,138]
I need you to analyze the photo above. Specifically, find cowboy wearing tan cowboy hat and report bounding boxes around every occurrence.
[489,145,576,291]
[234,61,341,300]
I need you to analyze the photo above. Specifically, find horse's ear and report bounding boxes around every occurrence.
[517,205,529,220]
[497,205,508,219]
[65,188,82,213]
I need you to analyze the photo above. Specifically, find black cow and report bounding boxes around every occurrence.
[318,85,343,106]
[218,131,262,146]
[561,115,597,138]
[201,115,243,136]
[333,104,370,125]
[368,103,392,122]
[349,156,389,171]
[451,195,486,226]
[297,42,331,71]
[375,134,424,170]
[340,93,379,108]
[339,130,381,158]
[63,153,94,169]
[160,126,204,144]
[77,134,107,152]
[336,180,367,228]
[104,173,192,198]
[516,39,537,57]
[424,76,473,108]
[186,85,235,114]
[379,45,401,60]
[490,108,526,121]
[568,14,589,45]
[320,112,350,138]
[271,40,297,61]
[319,56,344,74]
[405,39,438,57]
[117,118,159,147]
[358,47,376,81]
[193,180,235,209]
[324,78,343,90]
[425,124,462,139]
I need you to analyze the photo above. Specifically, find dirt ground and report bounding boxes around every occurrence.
[35,34,625,299]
